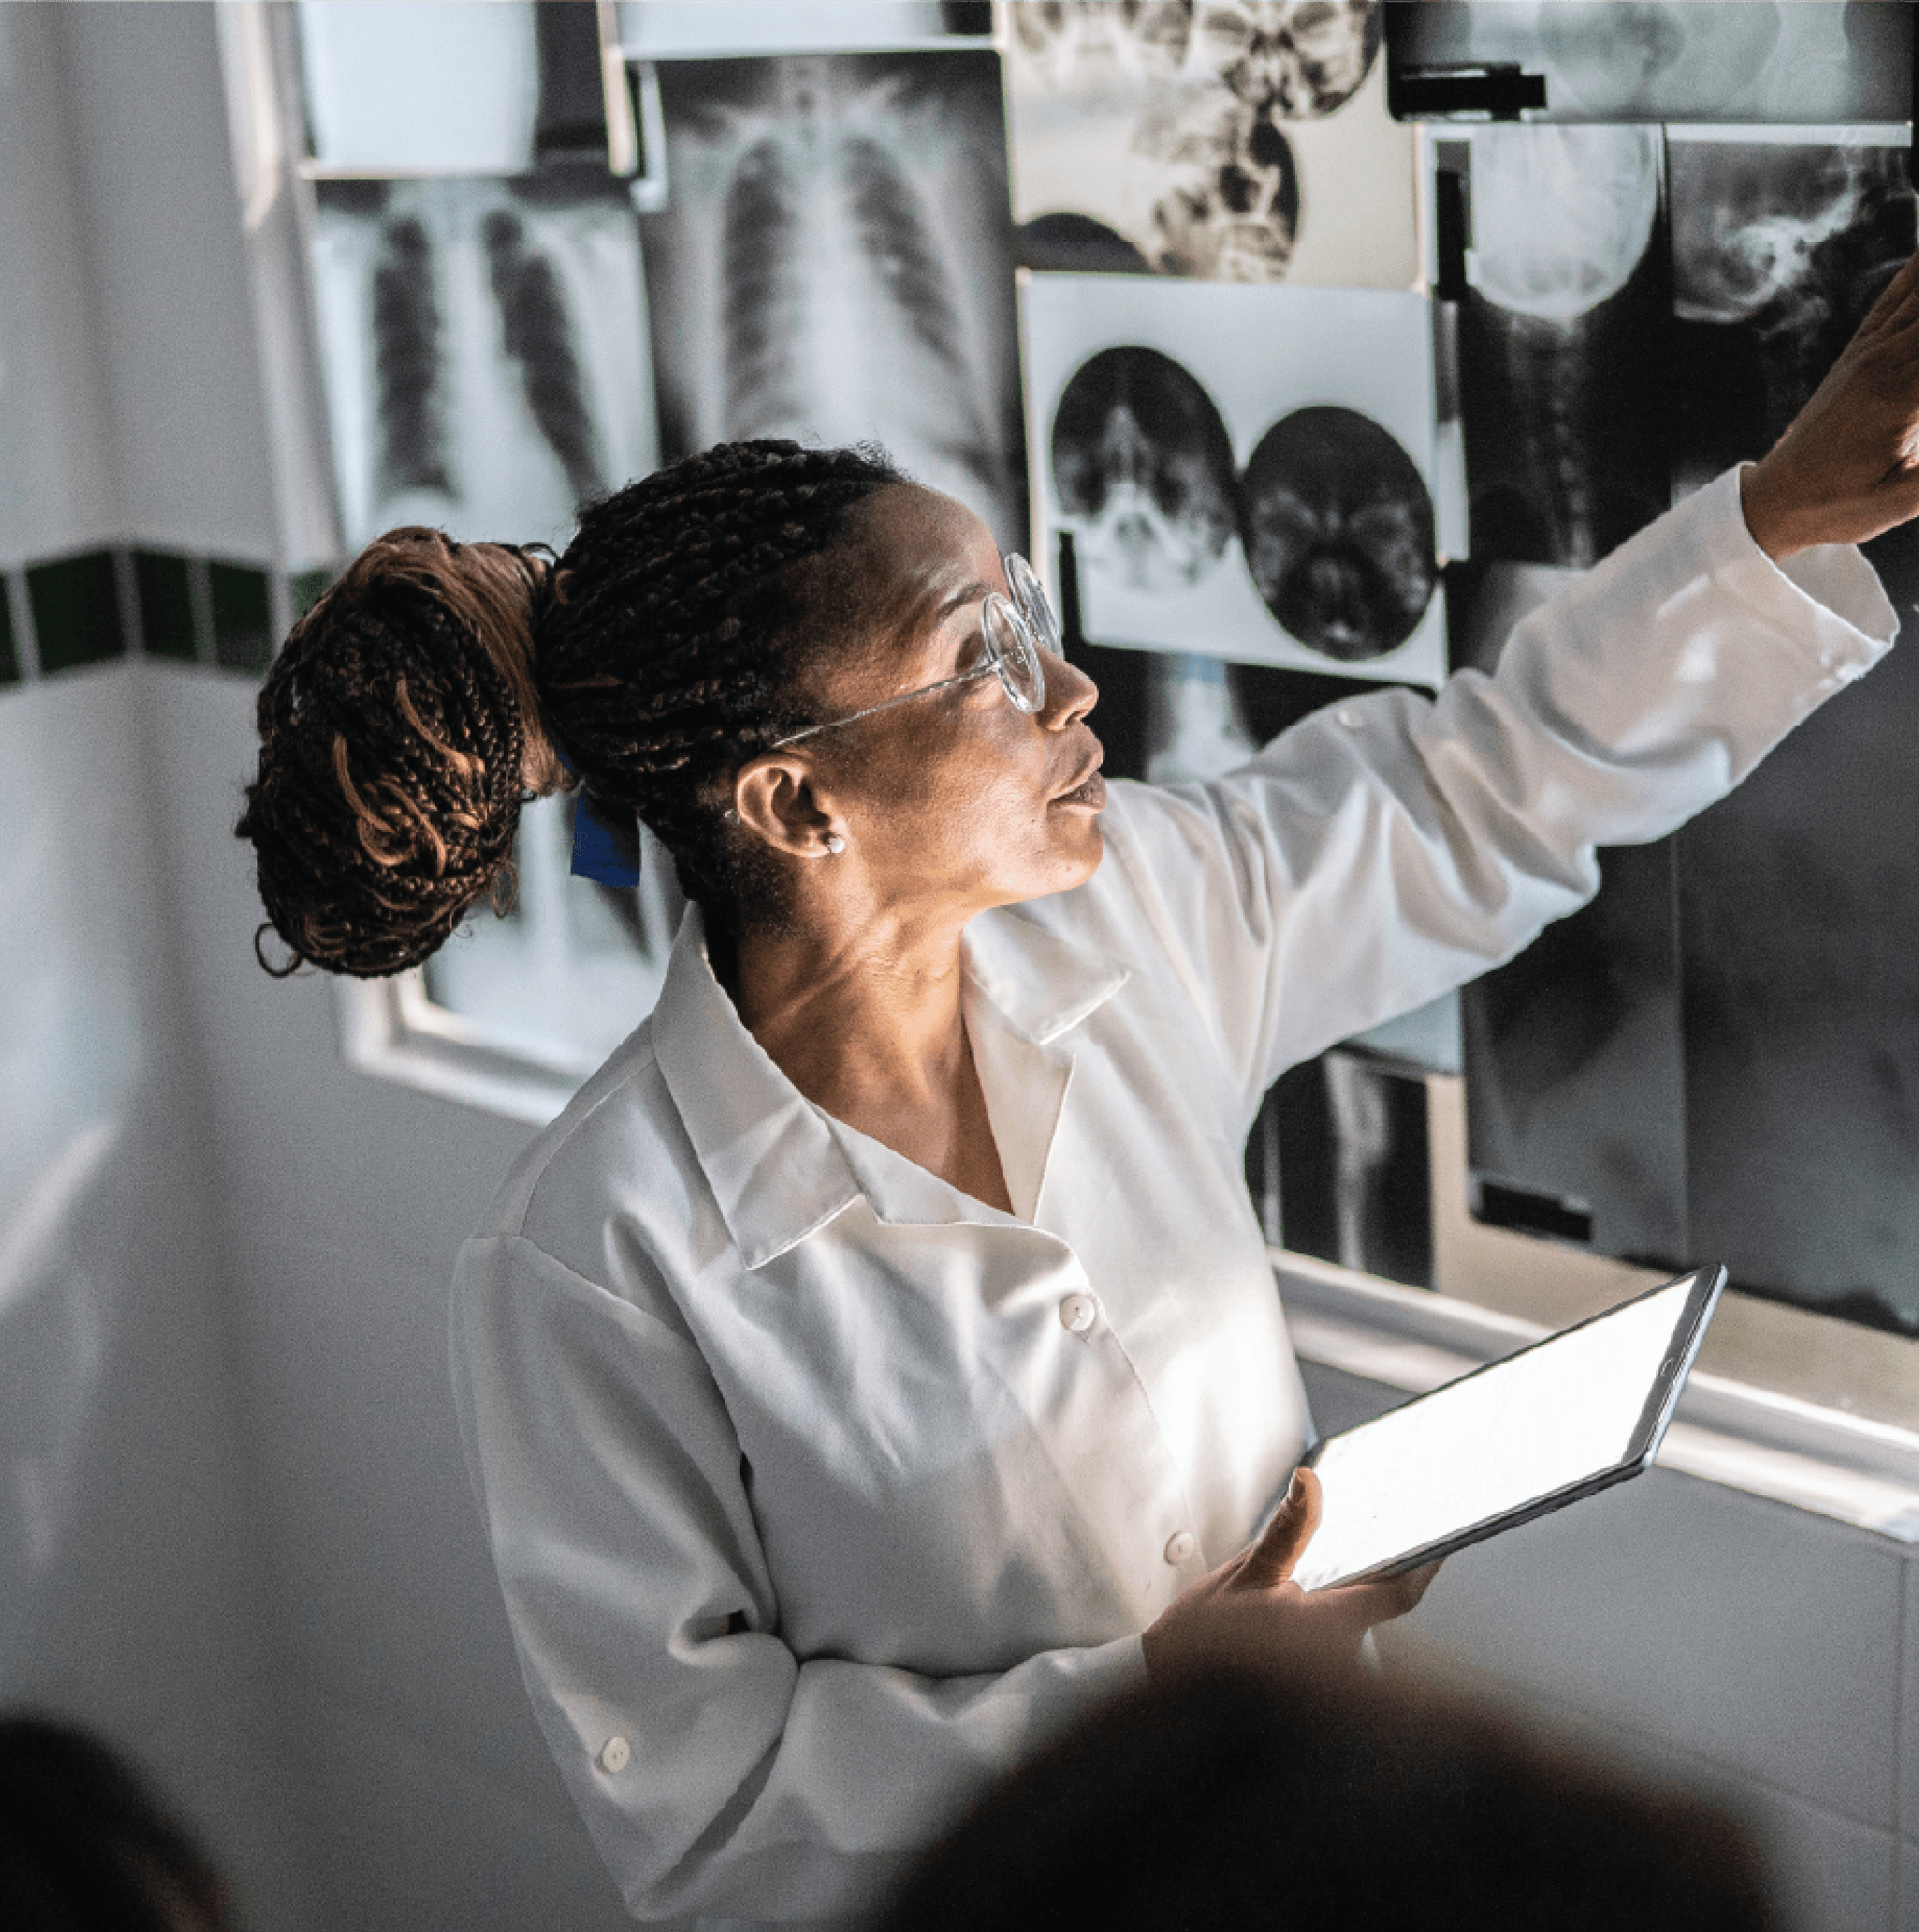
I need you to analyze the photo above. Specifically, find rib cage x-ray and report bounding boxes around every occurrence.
[310,176,658,552]
[639,52,1026,550]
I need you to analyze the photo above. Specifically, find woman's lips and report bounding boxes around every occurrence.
[1051,770,1106,809]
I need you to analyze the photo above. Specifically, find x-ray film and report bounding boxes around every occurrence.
[1667,130,1916,503]
[615,2,987,58]
[310,176,657,552]
[637,51,1027,552]
[1387,3,1912,126]
[1297,1267,1724,1592]
[1005,0,1418,286]
[1445,124,1672,567]
[1028,274,1444,683]
[298,0,611,174]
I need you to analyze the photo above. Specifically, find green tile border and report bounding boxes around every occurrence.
[27,550,124,674]
[210,559,274,674]
[134,549,204,662]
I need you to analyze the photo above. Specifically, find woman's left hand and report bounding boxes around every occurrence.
[1741,246,1919,560]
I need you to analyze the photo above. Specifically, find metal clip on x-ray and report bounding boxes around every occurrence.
[1388,64,1546,124]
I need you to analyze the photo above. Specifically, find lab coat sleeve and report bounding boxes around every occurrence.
[1091,467,1897,1123]
[450,1231,1147,1927]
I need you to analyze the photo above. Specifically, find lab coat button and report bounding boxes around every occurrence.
[1337,707,1362,728]
[598,1736,630,1774]
[1058,1292,1098,1333]
[1163,1530,1197,1566]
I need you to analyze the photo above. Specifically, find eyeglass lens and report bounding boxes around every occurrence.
[1005,553,1062,658]
[982,597,1046,713]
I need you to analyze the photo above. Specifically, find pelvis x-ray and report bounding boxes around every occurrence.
[637,52,1026,551]
[1006,1,1418,288]
[310,175,658,552]
[1030,274,1444,684]
[1387,3,1913,126]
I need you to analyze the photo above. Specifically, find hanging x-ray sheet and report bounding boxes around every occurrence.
[615,3,988,58]
[1666,135,1919,1335]
[311,176,658,552]
[1029,274,1444,684]
[1387,2,1912,125]
[636,52,1027,553]
[1004,0,1418,286]
[1447,123,1672,567]
[297,1,612,174]
[1667,127,1917,503]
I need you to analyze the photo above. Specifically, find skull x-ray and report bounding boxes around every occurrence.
[1006,0,1417,288]
[637,51,1026,550]
[1030,274,1445,683]
[1386,2,1913,126]
[1447,125,1670,567]
[310,175,658,552]
[1669,133,1917,498]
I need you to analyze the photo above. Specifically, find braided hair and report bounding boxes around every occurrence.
[238,440,904,976]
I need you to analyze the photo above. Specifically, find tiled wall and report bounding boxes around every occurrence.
[0,545,327,685]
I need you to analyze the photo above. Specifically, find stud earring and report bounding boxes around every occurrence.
[824,833,846,856]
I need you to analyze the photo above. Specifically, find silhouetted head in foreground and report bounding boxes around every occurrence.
[876,1658,1777,1932]
[0,1715,230,1931]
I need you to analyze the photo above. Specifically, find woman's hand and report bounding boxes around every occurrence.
[1742,247,1919,560]
[1141,1468,1436,1684]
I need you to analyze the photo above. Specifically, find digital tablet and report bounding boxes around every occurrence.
[1294,1265,1726,1594]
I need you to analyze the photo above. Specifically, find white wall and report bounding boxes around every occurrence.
[0,670,312,1931]
[1310,1360,1919,1932]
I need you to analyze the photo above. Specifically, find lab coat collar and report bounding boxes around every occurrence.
[651,902,1130,1269]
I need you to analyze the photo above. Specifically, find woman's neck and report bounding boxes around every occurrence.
[729,911,1013,1213]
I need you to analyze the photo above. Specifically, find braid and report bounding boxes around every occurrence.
[237,531,534,978]
[538,438,906,917]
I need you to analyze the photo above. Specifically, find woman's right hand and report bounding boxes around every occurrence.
[1141,1468,1435,1683]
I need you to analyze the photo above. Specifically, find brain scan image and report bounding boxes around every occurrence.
[1238,405,1436,661]
[1194,0,1381,118]
[1467,126,1663,323]
[1010,1,1195,98]
[1052,346,1239,594]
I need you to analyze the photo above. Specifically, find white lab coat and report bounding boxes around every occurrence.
[450,470,1894,1929]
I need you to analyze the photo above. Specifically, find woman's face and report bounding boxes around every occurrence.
[766,484,1105,923]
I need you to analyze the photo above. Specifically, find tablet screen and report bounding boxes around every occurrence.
[1295,1270,1720,1593]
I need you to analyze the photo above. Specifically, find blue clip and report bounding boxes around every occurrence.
[570,793,642,890]
[554,751,642,889]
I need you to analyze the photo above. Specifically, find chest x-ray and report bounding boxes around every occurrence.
[637,51,1026,552]
[310,175,657,552]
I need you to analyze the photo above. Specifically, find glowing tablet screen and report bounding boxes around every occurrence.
[1295,1270,1722,1593]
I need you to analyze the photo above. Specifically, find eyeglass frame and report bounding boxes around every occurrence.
[759,553,1058,752]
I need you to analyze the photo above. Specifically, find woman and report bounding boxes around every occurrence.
[240,258,1919,1928]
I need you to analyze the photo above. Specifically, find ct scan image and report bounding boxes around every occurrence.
[1028,273,1445,683]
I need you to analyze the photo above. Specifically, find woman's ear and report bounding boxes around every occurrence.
[732,756,837,860]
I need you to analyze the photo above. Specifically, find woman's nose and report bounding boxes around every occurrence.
[1040,648,1098,729]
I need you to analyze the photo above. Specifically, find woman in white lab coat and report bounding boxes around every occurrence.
[240,258,1919,1928]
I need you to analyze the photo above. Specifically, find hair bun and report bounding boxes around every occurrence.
[238,531,536,978]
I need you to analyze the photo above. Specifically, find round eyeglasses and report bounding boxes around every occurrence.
[764,553,1059,751]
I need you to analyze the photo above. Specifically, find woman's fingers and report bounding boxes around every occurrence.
[1237,1467,1323,1591]
[1855,247,1919,345]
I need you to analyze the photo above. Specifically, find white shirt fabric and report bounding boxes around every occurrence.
[450,470,1894,1929]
